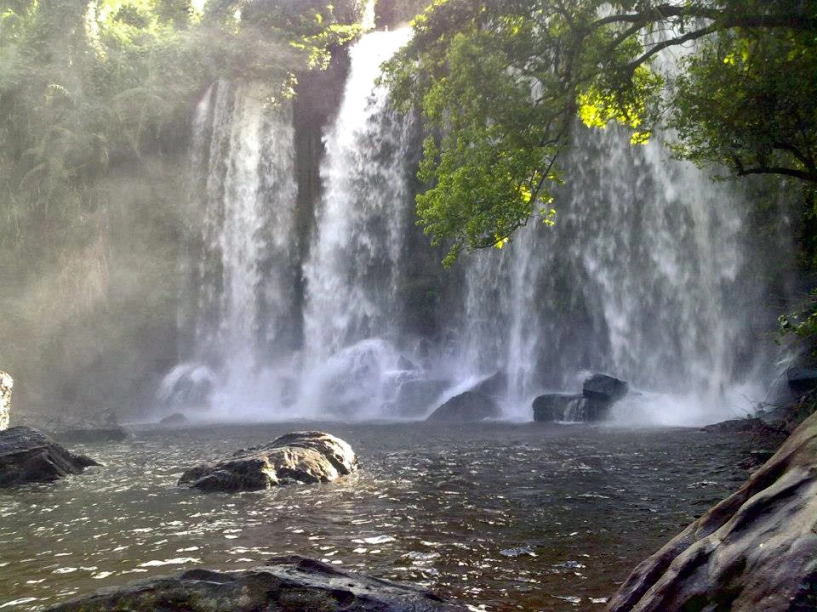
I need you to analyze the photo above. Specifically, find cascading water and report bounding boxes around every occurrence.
[162,28,786,425]
[454,126,774,424]
[167,80,300,417]
[299,28,416,417]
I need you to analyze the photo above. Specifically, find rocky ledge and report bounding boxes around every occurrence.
[606,409,817,612]
[178,431,358,492]
[43,555,464,612]
[0,426,100,487]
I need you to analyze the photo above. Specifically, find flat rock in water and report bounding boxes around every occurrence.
[426,391,500,423]
[607,409,817,612]
[43,555,465,611]
[50,426,129,444]
[178,431,358,492]
[0,426,100,487]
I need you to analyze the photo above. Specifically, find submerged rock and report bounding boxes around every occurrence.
[44,555,464,612]
[426,391,501,423]
[159,412,189,426]
[607,409,817,612]
[0,370,11,431]
[51,426,129,444]
[0,426,100,487]
[179,431,358,492]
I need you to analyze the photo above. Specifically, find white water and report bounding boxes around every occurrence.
[162,30,783,425]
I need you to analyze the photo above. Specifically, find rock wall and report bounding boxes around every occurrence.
[0,371,11,431]
[606,409,817,612]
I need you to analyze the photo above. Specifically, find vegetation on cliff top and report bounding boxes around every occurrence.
[383,0,817,265]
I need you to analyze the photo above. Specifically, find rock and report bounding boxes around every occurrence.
[43,555,464,612]
[426,391,500,423]
[0,370,11,431]
[51,426,129,444]
[532,393,583,421]
[0,426,100,487]
[179,431,358,492]
[394,378,450,417]
[786,367,817,395]
[582,373,628,403]
[159,412,188,426]
[532,393,611,422]
[607,409,817,612]
[471,370,508,398]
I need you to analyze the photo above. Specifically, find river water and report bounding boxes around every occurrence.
[0,422,753,611]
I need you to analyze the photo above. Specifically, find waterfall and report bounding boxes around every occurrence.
[172,80,299,417]
[162,29,786,425]
[300,28,415,417]
[454,126,773,424]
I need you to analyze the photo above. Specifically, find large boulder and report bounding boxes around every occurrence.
[426,391,501,423]
[0,370,11,431]
[472,370,508,398]
[532,393,583,421]
[179,431,358,492]
[606,409,817,612]
[582,373,628,403]
[44,555,464,612]
[394,378,450,417]
[0,426,100,487]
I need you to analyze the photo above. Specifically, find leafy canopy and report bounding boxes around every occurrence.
[383,0,817,264]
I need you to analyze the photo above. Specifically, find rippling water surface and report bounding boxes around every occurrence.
[0,422,753,611]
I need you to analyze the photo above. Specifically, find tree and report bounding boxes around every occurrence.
[383,0,817,264]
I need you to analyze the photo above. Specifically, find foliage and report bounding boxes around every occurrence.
[383,0,817,264]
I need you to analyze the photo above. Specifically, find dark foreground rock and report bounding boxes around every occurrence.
[44,555,464,612]
[0,426,100,487]
[607,409,817,612]
[179,431,358,492]
[426,391,501,423]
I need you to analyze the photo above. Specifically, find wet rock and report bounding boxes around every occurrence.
[532,393,610,422]
[582,373,628,403]
[394,378,450,417]
[426,391,500,423]
[179,431,358,492]
[44,555,464,612]
[51,426,129,444]
[607,409,817,612]
[786,367,817,395]
[0,370,11,431]
[0,426,100,487]
[159,412,188,426]
[472,371,508,398]
[532,393,582,421]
